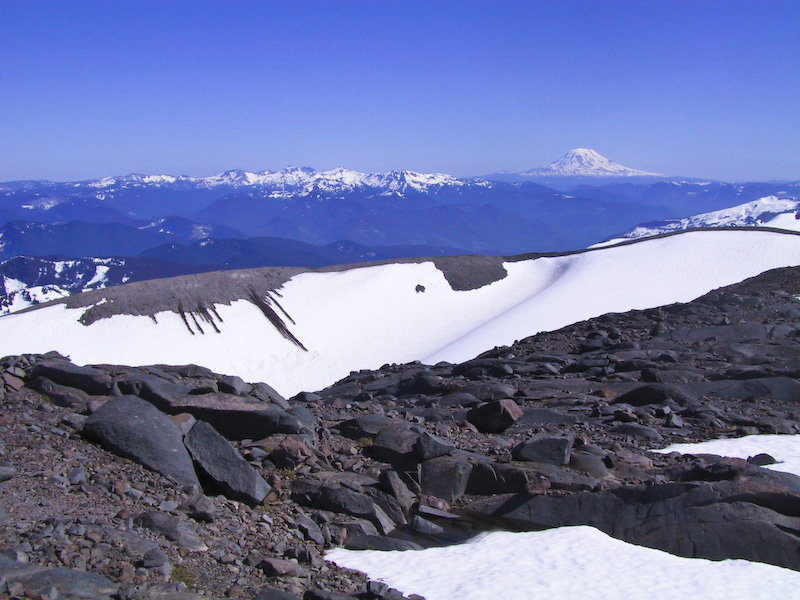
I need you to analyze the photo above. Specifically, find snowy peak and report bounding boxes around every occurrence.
[522,148,664,178]
[49,167,482,198]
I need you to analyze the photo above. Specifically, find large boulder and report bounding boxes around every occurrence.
[184,420,271,505]
[82,396,199,487]
[466,399,523,433]
[420,456,473,503]
[31,360,114,396]
[512,433,575,466]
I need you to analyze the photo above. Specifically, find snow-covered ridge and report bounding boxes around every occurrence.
[520,148,664,177]
[0,229,798,397]
[80,167,490,197]
[593,196,800,247]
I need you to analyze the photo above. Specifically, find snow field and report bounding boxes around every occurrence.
[0,230,798,396]
[654,434,800,478]
[328,434,800,600]
[326,525,800,600]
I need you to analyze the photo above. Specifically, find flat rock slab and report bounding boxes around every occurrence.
[82,395,199,488]
[30,359,114,396]
[0,558,118,599]
[145,392,310,439]
[134,511,207,552]
[466,458,800,571]
[513,434,575,466]
[184,420,271,505]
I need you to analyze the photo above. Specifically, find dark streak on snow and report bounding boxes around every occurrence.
[248,289,306,350]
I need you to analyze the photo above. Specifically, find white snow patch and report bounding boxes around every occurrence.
[85,266,110,288]
[0,230,798,396]
[326,526,800,600]
[592,196,800,247]
[654,434,800,478]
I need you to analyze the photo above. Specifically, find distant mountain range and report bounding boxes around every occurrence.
[1,150,798,315]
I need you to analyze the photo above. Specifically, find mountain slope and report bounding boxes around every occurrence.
[0,256,210,314]
[0,229,798,396]
[593,195,800,247]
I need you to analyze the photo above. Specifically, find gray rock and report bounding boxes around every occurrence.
[460,382,517,401]
[380,470,416,514]
[420,456,473,503]
[30,359,114,396]
[134,511,207,552]
[411,515,445,536]
[337,415,397,440]
[613,384,692,407]
[83,396,199,487]
[467,459,800,571]
[303,588,351,600]
[29,376,92,410]
[0,462,16,482]
[466,399,523,433]
[370,426,419,463]
[260,557,307,577]
[611,423,664,442]
[183,420,271,505]
[342,535,421,551]
[218,375,252,396]
[512,434,575,466]
[254,587,302,600]
[141,548,169,568]
[0,559,118,599]
[291,481,396,535]
[295,514,325,545]
[414,432,454,460]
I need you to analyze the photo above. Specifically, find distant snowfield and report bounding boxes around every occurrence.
[329,434,800,600]
[0,230,799,396]
[327,526,800,600]
[593,196,800,248]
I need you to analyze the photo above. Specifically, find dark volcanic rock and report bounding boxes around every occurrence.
[82,395,200,487]
[0,557,118,599]
[466,399,523,432]
[468,457,800,570]
[370,425,419,463]
[134,511,207,551]
[512,433,575,466]
[420,456,473,503]
[184,420,271,505]
[613,383,691,407]
[291,481,396,535]
[414,431,455,460]
[31,359,114,396]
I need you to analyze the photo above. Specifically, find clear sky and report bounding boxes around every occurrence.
[1,0,798,182]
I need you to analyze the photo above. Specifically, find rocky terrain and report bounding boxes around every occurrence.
[2,265,800,599]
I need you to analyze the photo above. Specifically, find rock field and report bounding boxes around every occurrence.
[2,265,800,599]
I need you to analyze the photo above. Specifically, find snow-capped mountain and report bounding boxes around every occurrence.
[484,149,669,189]
[0,228,798,396]
[593,195,800,247]
[520,148,664,178]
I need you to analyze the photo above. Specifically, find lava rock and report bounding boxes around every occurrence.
[82,396,199,487]
[183,420,271,505]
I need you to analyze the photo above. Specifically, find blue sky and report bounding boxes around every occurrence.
[1,0,798,181]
